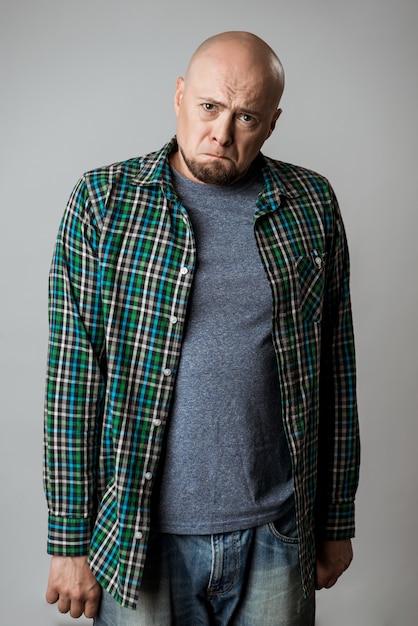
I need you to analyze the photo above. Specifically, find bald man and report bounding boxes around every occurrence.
[44,32,359,625]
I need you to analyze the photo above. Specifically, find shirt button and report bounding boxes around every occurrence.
[180,266,189,275]
[153,418,162,427]
[163,368,172,377]
[314,256,323,268]
[170,315,178,324]
[135,531,143,540]
[144,472,153,481]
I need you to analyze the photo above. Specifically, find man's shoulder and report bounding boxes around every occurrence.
[81,156,140,191]
[262,154,332,193]
[81,143,169,190]
[66,141,174,223]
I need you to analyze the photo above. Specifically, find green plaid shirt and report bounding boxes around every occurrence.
[44,138,359,608]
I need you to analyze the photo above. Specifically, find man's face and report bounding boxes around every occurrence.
[172,50,281,185]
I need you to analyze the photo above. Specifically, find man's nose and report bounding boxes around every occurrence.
[211,115,234,146]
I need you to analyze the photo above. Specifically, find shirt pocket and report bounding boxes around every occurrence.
[295,250,327,323]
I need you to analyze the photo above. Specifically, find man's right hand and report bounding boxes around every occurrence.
[46,555,102,618]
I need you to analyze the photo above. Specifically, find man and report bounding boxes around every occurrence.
[44,31,360,625]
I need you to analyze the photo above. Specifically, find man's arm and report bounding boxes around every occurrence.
[44,177,106,612]
[315,187,360,582]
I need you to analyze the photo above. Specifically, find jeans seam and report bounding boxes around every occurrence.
[207,532,241,597]
[267,521,299,545]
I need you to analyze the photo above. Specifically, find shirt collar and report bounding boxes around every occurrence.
[129,137,302,204]
[129,137,178,189]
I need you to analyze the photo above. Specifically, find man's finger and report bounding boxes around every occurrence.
[69,600,85,619]
[84,593,102,619]
[57,596,71,614]
[45,587,59,605]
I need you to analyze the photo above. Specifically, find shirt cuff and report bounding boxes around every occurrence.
[47,513,92,556]
[315,501,356,540]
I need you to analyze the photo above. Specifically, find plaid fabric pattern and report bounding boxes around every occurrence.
[44,137,359,608]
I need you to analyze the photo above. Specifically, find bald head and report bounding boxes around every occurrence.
[186,31,285,108]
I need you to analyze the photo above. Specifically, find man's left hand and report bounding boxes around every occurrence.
[315,539,353,590]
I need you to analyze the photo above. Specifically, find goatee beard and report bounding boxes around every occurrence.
[179,147,241,186]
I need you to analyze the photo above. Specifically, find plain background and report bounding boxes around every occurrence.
[1,0,417,624]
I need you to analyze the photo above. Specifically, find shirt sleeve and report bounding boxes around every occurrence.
[43,177,106,555]
[315,186,360,540]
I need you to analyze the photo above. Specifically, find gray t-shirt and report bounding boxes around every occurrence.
[154,166,293,534]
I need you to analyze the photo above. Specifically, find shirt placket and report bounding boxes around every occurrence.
[127,199,196,593]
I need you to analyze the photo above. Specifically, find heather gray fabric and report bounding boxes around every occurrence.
[155,167,293,534]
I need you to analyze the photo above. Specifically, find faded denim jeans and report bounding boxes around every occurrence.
[94,505,315,626]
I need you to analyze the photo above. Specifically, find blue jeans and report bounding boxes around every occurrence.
[94,506,315,626]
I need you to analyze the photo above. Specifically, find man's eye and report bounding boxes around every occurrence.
[202,103,215,111]
[241,113,255,124]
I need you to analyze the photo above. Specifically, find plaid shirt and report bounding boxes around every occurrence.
[44,138,359,608]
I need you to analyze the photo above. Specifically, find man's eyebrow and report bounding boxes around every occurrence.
[197,96,262,116]
[197,96,225,106]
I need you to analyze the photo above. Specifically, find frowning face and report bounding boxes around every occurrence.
[171,43,282,185]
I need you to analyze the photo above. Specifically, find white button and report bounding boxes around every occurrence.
[163,368,172,376]
[144,472,153,481]
[170,315,178,324]
[314,256,323,268]
[135,531,143,540]
[180,267,189,275]
[153,418,162,426]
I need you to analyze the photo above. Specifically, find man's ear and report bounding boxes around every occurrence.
[174,77,185,115]
[266,108,282,139]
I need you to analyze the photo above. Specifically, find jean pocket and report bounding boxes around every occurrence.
[268,503,299,544]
